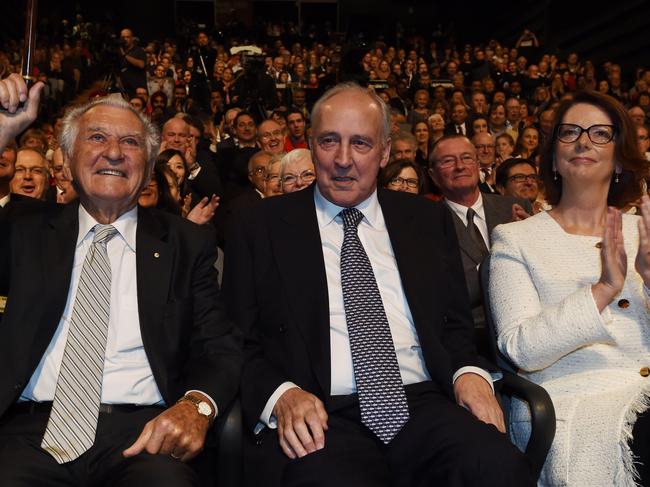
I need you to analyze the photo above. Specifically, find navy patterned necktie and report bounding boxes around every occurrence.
[41,224,118,463]
[339,207,410,444]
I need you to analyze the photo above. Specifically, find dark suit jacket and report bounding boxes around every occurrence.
[223,187,479,431]
[446,193,531,356]
[0,202,241,417]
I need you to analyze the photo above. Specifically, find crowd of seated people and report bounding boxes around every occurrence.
[3,14,650,487]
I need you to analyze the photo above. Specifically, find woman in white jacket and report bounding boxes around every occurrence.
[489,91,650,486]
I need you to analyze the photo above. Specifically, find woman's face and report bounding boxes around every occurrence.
[166,154,186,185]
[379,60,389,72]
[183,70,192,84]
[429,114,445,131]
[472,118,489,134]
[138,179,159,208]
[598,80,610,93]
[555,103,615,186]
[522,128,539,151]
[415,92,429,108]
[223,68,233,82]
[496,136,514,157]
[388,166,419,195]
[434,104,446,118]
[414,123,429,143]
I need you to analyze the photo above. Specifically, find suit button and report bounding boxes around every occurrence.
[13,383,22,391]
[279,324,286,333]
[255,436,264,446]
[641,367,650,377]
[618,299,630,309]
[595,242,603,249]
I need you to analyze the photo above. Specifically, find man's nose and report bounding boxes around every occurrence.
[104,138,124,161]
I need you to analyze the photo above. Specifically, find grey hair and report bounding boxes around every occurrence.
[392,131,417,150]
[309,82,391,144]
[279,148,313,178]
[59,94,160,170]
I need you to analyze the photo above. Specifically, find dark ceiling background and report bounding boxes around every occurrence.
[2,0,649,74]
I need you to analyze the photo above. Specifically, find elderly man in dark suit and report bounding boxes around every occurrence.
[428,134,531,356]
[0,74,241,486]
[223,83,533,487]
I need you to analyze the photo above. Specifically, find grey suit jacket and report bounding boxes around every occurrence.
[447,193,532,329]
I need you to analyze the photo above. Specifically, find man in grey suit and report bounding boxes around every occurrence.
[428,135,531,357]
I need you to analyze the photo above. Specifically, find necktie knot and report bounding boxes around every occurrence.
[466,207,477,226]
[339,208,364,230]
[93,224,118,245]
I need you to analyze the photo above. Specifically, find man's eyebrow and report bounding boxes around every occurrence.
[85,126,143,138]
[316,131,339,140]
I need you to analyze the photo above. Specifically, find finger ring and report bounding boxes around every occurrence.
[171,453,180,460]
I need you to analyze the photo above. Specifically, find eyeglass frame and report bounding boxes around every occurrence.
[507,173,539,184]
[434,154,478,169]
[281,170,316,187]
[388,176,419,188]
[554,123,617,145]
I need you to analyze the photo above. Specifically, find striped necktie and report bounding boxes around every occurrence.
[339,208,410,444]
[41,224,118,463]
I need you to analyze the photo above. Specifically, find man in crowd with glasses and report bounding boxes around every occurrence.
[495,158,541,210]
[429,135,530,356]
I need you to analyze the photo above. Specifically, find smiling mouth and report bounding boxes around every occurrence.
[96,169,127,177]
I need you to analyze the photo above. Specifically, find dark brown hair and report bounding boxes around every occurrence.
[539,91,647,207]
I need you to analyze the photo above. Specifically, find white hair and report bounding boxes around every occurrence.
[59,94,160,170]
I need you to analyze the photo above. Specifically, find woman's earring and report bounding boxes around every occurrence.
[615,165,622,184]
[552,165,559,181]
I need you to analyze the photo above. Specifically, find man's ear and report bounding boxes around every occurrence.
[379,138,392,169]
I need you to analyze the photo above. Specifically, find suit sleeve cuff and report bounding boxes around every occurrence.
[259,382,300,429]
[452,367,495,394]
[185,389,218,417]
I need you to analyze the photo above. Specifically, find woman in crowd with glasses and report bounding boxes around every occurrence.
[489,91,650,485]
[379,159,425,195]
[279,148,316,194]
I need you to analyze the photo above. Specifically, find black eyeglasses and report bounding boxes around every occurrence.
[388,176,419,188]
[508,174,539,183]
[556,123,616,145]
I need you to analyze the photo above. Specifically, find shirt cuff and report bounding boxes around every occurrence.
[452,366,495,394]
[185,389,218,417]
[259,382,300,429]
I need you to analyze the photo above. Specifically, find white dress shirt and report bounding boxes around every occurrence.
[21,204,216,412]
[259,188,492,428]
[0,193,9,208]
[21,205,165,405]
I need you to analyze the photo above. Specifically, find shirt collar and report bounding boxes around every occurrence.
[314,185,384,230]
[0,193,9,208]
[445,192,485,222]
[77,204,138,251]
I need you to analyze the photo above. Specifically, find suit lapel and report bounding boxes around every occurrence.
[483,193,510,245]
[270,188,331,396]
[136,207,172,377]
[41,203,79,339]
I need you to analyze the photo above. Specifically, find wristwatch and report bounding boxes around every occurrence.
[177,394,214,422]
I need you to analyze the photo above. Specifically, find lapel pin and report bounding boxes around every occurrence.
[154,252,160,258]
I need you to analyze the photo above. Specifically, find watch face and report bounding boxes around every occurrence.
[197,401,212,416]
